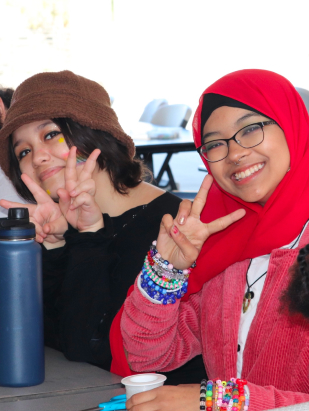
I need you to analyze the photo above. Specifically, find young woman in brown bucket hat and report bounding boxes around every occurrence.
[0,70,206,383]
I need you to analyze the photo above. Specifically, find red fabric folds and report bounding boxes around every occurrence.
[110,285,138,376]
[184,68,309,299]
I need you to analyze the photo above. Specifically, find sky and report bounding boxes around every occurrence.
[1,0,309,129]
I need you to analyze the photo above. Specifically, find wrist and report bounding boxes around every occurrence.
[137,240,194,305]
[78,219,104,233]
[43,239,66,250]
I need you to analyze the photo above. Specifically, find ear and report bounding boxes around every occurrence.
[0,98,6,123]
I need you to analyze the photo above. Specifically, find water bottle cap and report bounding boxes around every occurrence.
[0,208,35,240]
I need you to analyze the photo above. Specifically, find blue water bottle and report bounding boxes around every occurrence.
[0,208,44,387]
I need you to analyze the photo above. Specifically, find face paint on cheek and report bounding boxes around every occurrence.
[46,189,51,196]
[58,137,65,143]
[62,152,70,160]
[76,151,87,165]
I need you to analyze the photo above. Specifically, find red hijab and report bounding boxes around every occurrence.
[185,69,309,299]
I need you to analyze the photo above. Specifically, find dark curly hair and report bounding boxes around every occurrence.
[281,244,309,318]
[8,118,151,203]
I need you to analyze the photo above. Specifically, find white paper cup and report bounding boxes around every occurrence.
[121,373,167,399]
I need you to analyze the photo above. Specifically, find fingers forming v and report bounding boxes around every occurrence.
[65,147,101,193]
[78,148,101,182]
[190,174,213,219]
[21,174,54,204]
[65,147,78,192]
[207,208,246,236]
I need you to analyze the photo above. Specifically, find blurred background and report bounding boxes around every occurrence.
[1,0,308,191]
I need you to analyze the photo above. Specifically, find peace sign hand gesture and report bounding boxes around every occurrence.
[55,146,103,233]
[156,174,246,270]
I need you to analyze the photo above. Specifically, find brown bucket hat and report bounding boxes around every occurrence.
[0,70,135,177]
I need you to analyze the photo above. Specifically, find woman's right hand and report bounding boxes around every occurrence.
[156,174,246,269]
[56,146,103,233]
[0,173,67,247]
[126,385,200,411]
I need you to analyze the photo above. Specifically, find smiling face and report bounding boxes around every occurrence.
[12,120,72,200]
[203,106,290,206]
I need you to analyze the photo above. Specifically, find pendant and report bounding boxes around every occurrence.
[242,291,254,313]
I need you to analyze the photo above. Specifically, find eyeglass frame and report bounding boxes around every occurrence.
[196,120,277,163]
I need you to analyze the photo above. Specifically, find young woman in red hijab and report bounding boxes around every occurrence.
[121,69,309,411]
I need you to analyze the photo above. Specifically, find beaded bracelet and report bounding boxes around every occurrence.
[200,378,249,411]
[143,256,186,290]
[139,271,188,304]
[150,241,196,277]
[205,380,213,411]
[139,241,196,304]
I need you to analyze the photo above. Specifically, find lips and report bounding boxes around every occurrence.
[39,166,64,182]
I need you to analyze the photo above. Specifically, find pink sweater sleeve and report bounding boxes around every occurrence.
[248,383,309,411]
[121,279,203,372]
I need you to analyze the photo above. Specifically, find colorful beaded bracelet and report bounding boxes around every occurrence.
[205,380,213,411]
[143,257,186,290]
[150,240,196,276]
[150,259,190,282]
[139,272,188,304]
[200,378,249,411]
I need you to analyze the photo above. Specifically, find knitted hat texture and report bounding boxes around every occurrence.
[0,70,135,176]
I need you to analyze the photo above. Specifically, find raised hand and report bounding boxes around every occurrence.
[156,174,246,269]
[55,146,103,233]
[0,173,67,246]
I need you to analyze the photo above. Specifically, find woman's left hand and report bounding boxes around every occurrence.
[126,385,200,411]
[55,146,103,233]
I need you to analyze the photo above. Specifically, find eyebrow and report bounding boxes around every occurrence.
[36,120,56,130]
[13,121,57,150]
[202,111,262,142]
[235,112,261,125]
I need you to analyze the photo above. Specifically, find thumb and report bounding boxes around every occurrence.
[43,215,68,236]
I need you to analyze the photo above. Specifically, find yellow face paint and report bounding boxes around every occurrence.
[46,189,51,196]
[58,137,65,143]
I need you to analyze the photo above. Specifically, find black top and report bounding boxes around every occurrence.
[42,191,206,384]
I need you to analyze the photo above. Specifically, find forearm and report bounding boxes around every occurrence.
[121,277,202,373]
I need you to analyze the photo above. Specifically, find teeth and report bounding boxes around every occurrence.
[234,163,264,181]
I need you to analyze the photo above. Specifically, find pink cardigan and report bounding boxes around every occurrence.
[121,226,309,411]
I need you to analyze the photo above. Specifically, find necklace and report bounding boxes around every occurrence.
[242,259,267,313]
[242,220,309,314]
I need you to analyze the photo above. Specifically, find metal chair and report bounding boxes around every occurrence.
[150,104,192,128]
[139,99,168,123]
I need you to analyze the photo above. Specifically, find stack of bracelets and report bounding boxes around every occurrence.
[200,378,249,411]
[139,240,196,304]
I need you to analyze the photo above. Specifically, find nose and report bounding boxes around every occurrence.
[32,145,51,167]
[227,140,251,165]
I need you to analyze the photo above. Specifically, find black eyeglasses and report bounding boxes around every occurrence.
[196,120,277,163]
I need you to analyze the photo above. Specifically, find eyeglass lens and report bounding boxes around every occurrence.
[201,123,264,162]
